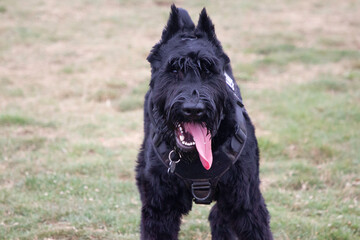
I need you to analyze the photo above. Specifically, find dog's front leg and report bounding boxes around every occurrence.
[213,187,273,240]
[209,203,238,240]
[212,196,273,240]
[140,205,182,240]
[137,175,192,240]
[211,163,273,240]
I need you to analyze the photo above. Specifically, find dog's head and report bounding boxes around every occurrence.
[148,5,239,170]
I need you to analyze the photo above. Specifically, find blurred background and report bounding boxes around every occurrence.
[0,0,359,239]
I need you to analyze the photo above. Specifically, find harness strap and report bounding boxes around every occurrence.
[147,88,247,205]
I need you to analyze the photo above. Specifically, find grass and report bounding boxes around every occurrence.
[255,46,360,67]
[0,0,359,239]
[0,114,35,126]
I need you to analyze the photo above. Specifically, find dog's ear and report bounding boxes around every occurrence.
[196,8,230,66]
[147,5,195,75]
[196,8,221,48]
[161,4,195,43]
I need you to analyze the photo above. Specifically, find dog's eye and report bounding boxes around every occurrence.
[169,67,184,80]
[171,68,180,76]
[168,65,179,74]
[201,62,215,77]
[201,66,213,78]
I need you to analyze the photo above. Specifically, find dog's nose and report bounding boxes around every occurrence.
[181,102,205,119]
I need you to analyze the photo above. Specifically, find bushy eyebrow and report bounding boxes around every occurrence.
[167,56,219,76]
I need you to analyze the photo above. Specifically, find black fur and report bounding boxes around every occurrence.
[136,5,273,240]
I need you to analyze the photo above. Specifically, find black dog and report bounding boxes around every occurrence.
[136,5,273,240]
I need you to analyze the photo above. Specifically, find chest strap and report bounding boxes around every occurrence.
[149,97,247,204]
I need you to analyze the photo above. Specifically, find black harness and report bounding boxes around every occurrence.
[148,79,247,204]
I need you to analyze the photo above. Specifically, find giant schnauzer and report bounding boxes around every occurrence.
[136,5,273,240]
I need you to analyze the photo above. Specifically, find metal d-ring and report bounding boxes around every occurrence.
[168,150,181,164]
[167,150,181,174]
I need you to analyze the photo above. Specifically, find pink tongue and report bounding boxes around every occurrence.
[184,123,213,170]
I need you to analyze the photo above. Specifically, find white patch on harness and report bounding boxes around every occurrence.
[224,72,235,91]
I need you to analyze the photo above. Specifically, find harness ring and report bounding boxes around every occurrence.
[168,150,181,164]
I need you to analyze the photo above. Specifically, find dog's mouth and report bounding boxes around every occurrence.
[175,122,213,170]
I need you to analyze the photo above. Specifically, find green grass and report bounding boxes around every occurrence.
[0,6,7,13]
[0,114,35,126]
[115,80,149,112]
[255,72,360,238]
[249,44,360,68]
[1,0,359,239]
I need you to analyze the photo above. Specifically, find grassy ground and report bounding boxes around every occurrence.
[0,0,359,239]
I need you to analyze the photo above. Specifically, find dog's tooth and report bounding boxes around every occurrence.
[179,135,184,141]
[181,140,186,145]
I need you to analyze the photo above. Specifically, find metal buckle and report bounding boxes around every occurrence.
[191,181,212,204]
